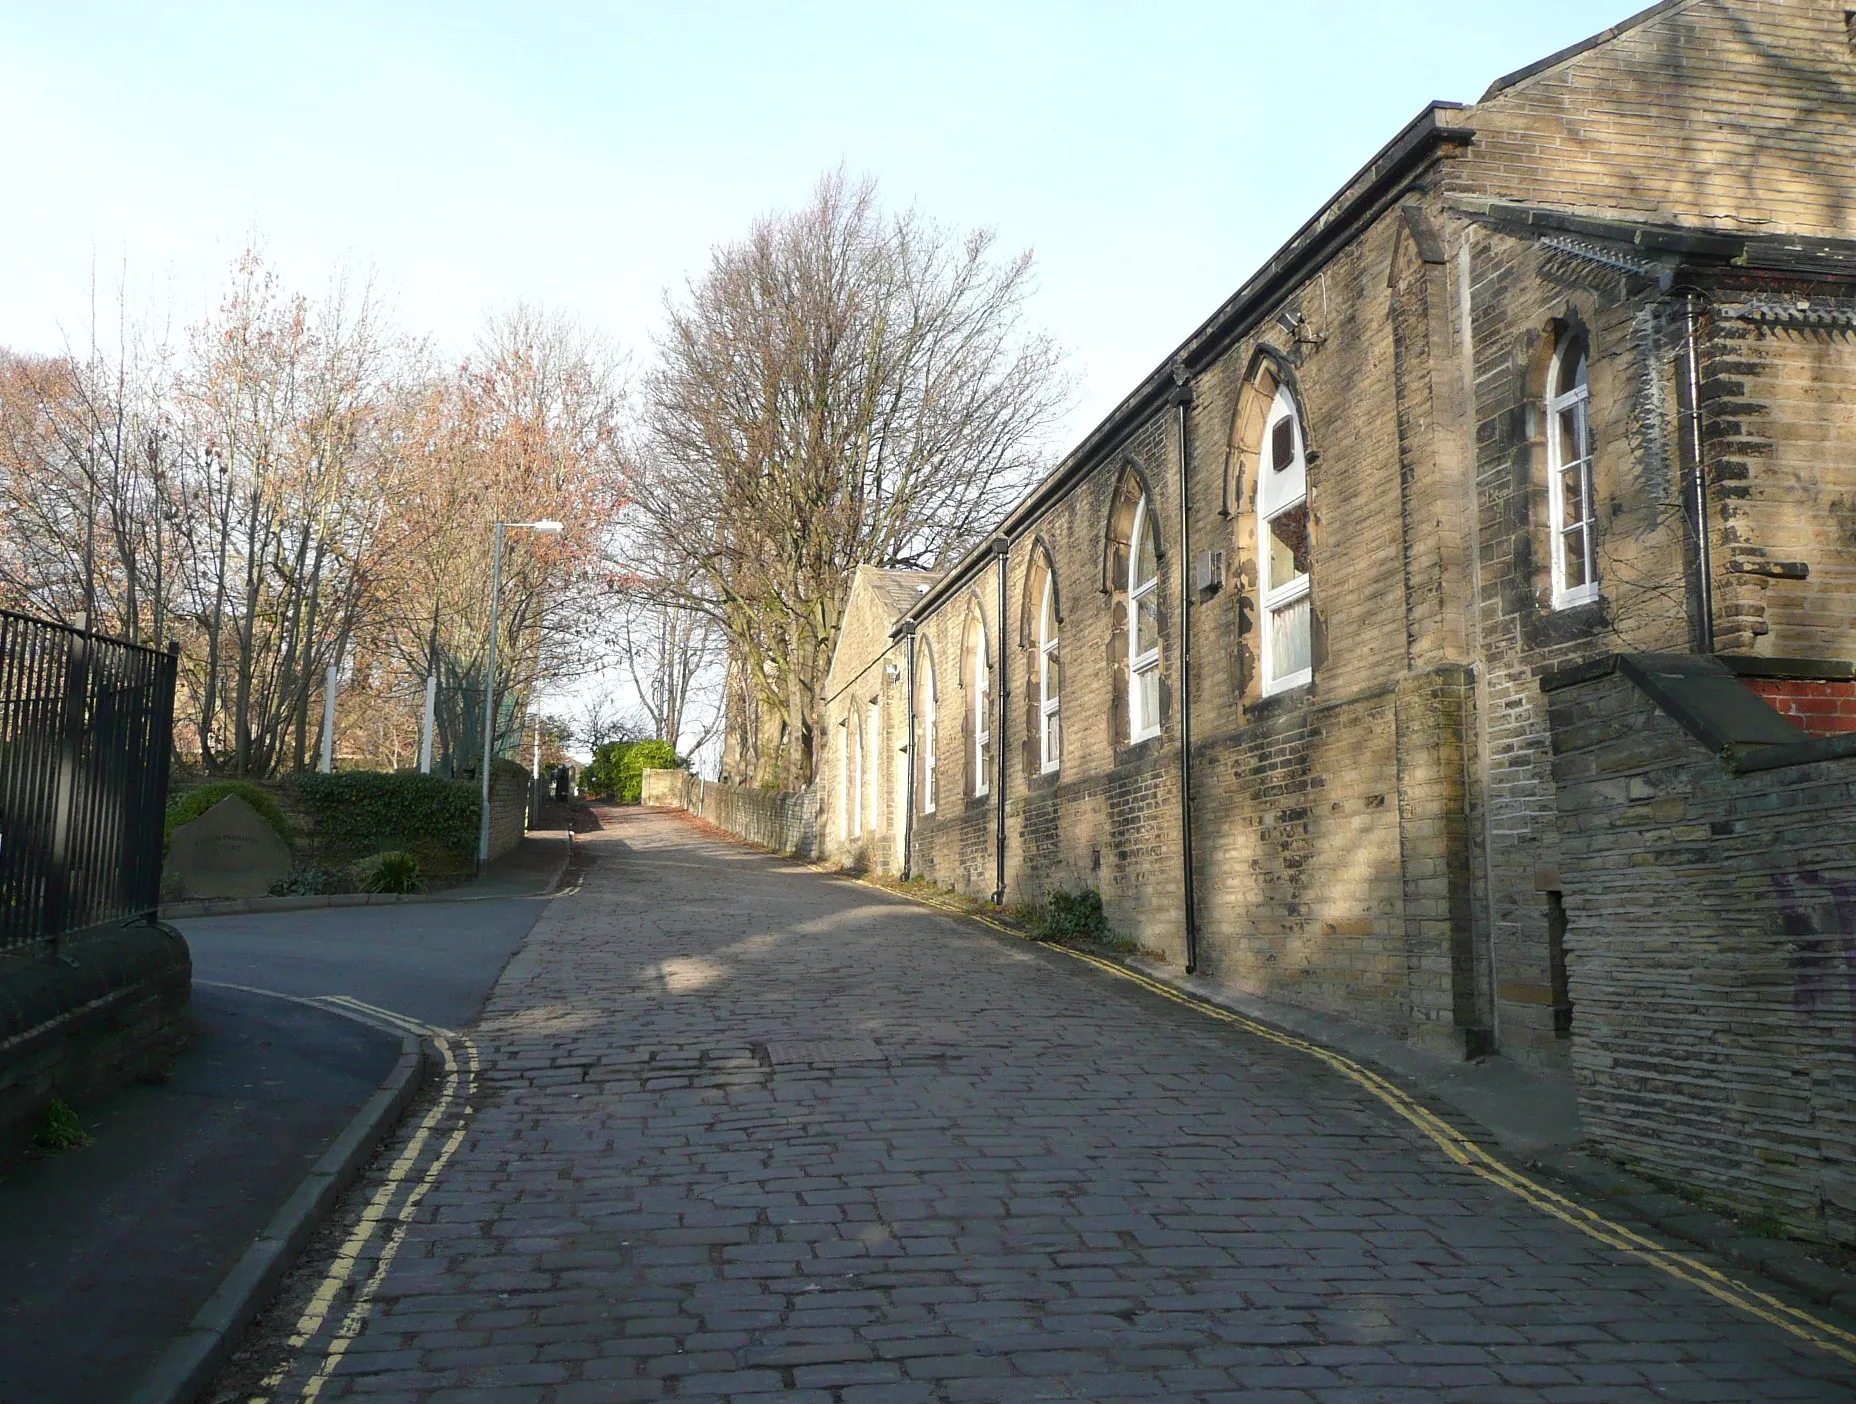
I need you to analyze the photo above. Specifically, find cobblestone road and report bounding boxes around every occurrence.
[316,808,1856,1402]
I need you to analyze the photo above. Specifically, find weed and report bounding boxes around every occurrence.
[33,1098,91,1152]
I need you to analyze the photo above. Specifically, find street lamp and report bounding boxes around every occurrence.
[478,519,564,869]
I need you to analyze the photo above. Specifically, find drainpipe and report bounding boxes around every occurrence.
[1682,289,1716,654]
[901,622,917,881]
[1172,369,1200,975]
[992,535,1009,905]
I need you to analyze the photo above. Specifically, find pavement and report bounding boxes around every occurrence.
[219,805,1856,1402]
[0,886,546,1404]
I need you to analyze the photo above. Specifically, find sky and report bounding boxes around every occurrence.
[0,0,1643,753]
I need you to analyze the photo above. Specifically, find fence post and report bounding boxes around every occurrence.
[43,627,93,944]
[140,643,181,921]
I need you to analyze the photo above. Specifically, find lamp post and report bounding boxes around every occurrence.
[478,519,564,869]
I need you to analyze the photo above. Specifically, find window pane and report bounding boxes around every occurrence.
[1557,347,1587,398]
[1269,595,1312,681]
[1134,513,1157,588]
[1044,647,1060,701]
[1135,592,1159,656]
[1559,462,1586,529]
[1268,503,1310,586]
[1137,666,1160,734]
[1554,405,1586,476]
[1561,525,1588,590]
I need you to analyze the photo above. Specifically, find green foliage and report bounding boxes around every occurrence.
[585,738,686,803]
[165,780,293,849]
[583,740,631,799]
[34,1097,91,1152]
[351,850,427,894]
[617,739,685,804]
[1027,888,1112,945]
[293,770,478,865]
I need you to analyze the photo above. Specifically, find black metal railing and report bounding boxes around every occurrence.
[0,610,178,951]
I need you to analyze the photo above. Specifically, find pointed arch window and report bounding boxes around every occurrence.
[1259,387,1312,693]
[850,712,864,836]
[921,646,938,814]
[1038,572,1060,772]
[1547,338,1597,609]
[1129,495,1161,740]
[972,616,991,798]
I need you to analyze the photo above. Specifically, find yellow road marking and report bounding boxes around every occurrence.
[854,874,1856,1367]
[228,996,474,1403]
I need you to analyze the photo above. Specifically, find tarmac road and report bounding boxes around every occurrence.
[0,897,543,1404]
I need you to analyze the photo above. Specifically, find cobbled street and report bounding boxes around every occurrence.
[301,808,1856,1403]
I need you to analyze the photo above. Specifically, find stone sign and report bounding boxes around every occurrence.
[166,795,291,900]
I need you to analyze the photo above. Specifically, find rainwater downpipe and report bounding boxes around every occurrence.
[1173,371,1200,976]
[1682,289,1716,654]
[993,536,1009,906]
[901,622,917,881]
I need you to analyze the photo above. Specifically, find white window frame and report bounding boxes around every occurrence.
[850,712,863,837]
[921,650,938,815]
[1547,340,1599,610]
[1038,572,1060,774]
[868,698,881,836]
[1259,388,1313,696]
[972,618,991,798]
[1129,494,1162,742]
[837,718,849,840]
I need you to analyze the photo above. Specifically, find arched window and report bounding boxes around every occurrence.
[837,717,849,840]
[1038,571,1060,772]
[1547,338,1596,609]
[971,615,991,797]
[868,698,881,835]
[1129,494,1161,739]
[1259,386,1312,693]
[920,644,938,814]
[850,712,863,837]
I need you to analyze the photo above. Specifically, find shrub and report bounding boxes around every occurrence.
[583,740,630,799]
[352,850,426,894]
[165,780,293,850]
[618,739,685,804]
[293,770,478,865]
[1028,888,1111,945]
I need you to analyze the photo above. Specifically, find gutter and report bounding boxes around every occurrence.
[891,101,1473,637]
[1172,371,1199,975]
[900,620,917,881]
[992,536,1009,905]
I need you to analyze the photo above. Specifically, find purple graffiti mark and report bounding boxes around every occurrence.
[1772,870,1856,1049]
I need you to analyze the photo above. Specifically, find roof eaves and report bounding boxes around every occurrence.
[898,101,1472,630]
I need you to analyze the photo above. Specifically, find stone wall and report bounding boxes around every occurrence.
[487,759,531,861]
[1545,659,1856,1243]
[0,923,192,1164]
[646,769,823,861]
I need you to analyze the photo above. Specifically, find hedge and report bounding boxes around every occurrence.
[292,770,479,866]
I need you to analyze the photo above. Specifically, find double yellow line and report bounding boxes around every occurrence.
[858,875,1856,1367]
[245,997,479,1404]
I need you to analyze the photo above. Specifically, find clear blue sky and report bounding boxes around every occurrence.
[4,0,1641,444]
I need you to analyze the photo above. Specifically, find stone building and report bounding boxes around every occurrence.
[817,1,1856,1236]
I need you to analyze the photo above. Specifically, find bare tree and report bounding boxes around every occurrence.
[633,170,1069,787]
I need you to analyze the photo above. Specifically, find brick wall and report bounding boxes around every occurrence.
[1746,678,1856,735]
[487,760,530,861]
[1545,660,1856,1243]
